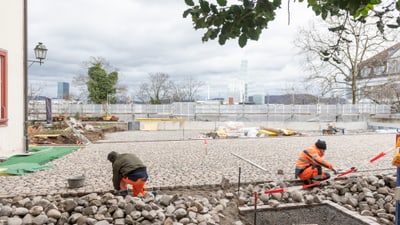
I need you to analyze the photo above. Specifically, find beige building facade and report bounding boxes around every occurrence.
[0,0,26,157]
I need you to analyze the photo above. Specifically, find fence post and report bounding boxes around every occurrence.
[218,104,221,121]
[193,103,196,121]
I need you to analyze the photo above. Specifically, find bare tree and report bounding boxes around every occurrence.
[296,13,397,104]
[28,82,45,100]
[170,82,185,102]
[136,73,173,104]
[27,82,45,121]
[72,73,89,102]
[135,83,150,103]
[171,77,205,102]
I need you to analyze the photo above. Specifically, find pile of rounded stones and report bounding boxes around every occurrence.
[0,189,242,225]
[0,173,396,225]
[238,173,397,225]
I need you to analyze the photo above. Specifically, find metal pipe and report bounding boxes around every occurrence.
[254,191,257,225]
[23,0,28,153]
[231,153,268,172]
[238,167,241,194]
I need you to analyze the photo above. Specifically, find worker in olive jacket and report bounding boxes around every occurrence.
[107,151,148,197]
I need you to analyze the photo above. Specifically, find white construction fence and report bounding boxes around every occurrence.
[28,101,392,122]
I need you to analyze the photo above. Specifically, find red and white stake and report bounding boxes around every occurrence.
[204,139,208,155]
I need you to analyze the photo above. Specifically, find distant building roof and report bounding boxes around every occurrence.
[359,42,400,67]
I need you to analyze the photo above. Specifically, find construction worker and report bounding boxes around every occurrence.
[107,151,148,197]
[295,139,337,184]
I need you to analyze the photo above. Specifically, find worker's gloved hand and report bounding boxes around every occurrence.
[331,168,338,175]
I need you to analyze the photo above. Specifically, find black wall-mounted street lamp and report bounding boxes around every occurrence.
[24,41,48,152]
[28,42,47,66]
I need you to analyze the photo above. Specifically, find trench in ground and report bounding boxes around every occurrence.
[240,200,380,225]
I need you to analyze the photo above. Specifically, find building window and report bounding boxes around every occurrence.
[387,59,397,74]
[373,65,385,76]
[360,67,371,78]
[397,58,400,73]
[0,50,8,126]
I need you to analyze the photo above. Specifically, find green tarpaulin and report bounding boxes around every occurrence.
[0,146,81,175]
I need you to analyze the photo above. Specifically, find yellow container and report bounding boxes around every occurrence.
[392,147,400,167]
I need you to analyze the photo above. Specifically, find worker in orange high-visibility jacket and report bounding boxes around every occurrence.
[295,140,337,184]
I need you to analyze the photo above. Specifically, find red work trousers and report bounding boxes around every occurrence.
[120,177,147,197]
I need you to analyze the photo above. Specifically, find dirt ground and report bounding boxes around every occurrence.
[27,121,124,145]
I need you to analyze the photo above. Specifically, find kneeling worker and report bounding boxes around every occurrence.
[295,140,337,184]
[107,151,148,197]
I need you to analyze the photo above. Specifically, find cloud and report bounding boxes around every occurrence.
[28,0,317,100]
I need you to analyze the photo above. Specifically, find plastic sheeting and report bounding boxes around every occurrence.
[0,146,80,175]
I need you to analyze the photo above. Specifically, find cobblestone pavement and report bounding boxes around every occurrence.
[0,130,396,198]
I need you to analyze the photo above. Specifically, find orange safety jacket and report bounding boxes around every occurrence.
[295,144,333,172]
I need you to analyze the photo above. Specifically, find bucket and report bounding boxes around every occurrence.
[67,176,85,188]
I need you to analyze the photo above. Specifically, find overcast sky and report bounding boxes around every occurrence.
[28,0,317,100]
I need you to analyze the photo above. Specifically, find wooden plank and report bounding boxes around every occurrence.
[135,118,187,122]
[33,134,61,138]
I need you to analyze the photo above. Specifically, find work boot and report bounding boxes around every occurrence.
[118,190,128,197]
[303,179,313,185]
[318,180,331,186]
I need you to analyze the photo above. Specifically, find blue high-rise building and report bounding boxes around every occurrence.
[57,82,70,99]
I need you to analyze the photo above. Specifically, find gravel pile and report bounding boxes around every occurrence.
[0,190,240,225]
[0,173,396,225]
[0,130,397,224]
[238,173,396,225]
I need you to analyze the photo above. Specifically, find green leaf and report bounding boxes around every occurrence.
[354,10,361,18]
[321,50,329,56]
[332,57,341,64]
[231,5,241,15]
[239,34,247,47]
[321,10,327,20]
[328,25,345,32]
[272,0,281,7]
[203,28,220,41]
[194,17,206,29]
[243,0,252,8]
[182,9,192,18]
[216,0,227,7]
[213,15,224,26]
[218,35,227,45]
[210,28,220,39]
[247,28,261,40]
[210,4,218,14]
[221,22,232,35]
[369,0,381,4]
[199,0,210,14]
[184,0,195,6]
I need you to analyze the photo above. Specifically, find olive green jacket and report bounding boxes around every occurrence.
[112,153,145,190]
